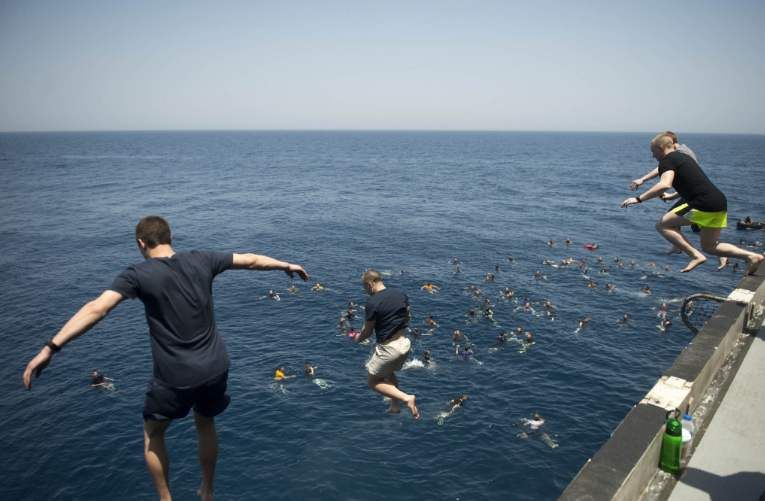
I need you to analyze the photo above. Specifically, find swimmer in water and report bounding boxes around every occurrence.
[524,331,534,344]
[460,344,474,360]
[526,412,545,430]
[435,393,468,425]
[274,367,286,381]
[564,239,572,247]
[574,316,591,334]
[424,315,438,328]
[304,363,316,377]
[617,313,631,325]
[274,366,295,381]
[287,285,299,294]
[542,300,557,320]
[547,239,555,247]
[452,329,465,345]
[641,286,652,295]
[267,289,281,301]
[90,369,114,389]
[605,283,616,293]
[533,270,547,281]
[495,331,509,346]
[501,287,515,301]
[421,350,433,367]
[658,317,672,332]
[420,282,440,294]
[311,282,326,292]
[484,272,495,283]
[586,279,597,289]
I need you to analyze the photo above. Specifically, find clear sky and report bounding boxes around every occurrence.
[1,0,764,133]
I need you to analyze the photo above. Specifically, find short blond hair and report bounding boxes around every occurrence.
[663,130,679,144]
[361,269,382,284]
[651,133,674,150]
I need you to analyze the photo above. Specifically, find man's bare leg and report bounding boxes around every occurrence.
[144,419,173,501]
[386,374,401,413]
[699,229,764,275]
[367,373,420,420]
[656,214,706,272]
[194,412,217,501]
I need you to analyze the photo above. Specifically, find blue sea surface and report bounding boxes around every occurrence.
[1,131,763,500]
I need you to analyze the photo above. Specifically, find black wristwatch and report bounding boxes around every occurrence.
[635,195,642,203]
[45,340,62,353]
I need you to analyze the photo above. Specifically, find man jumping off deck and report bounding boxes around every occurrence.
[353,269,420,420]
[621,133,763,274]
[22,216,309,501]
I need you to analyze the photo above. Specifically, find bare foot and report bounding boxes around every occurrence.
[681,254,707,273]
[746,254,764,275]
[403,395,421,421]
[717,256,728,270]
[198,487,214,501]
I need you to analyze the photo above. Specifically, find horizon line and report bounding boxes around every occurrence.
[2,127,764,136]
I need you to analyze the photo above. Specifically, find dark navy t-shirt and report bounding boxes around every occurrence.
[109,250,233,388]
[364,287,409,343]
[658,151,726,212]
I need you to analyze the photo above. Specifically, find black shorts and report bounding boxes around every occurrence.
[143,371,230,421]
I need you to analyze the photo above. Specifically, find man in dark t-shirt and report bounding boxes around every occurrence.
[353,269,420,420]
[23,216,309,501]
[622,133,763,274]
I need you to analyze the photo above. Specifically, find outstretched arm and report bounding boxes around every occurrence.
[231,253,309,281]
[622,170,675,208]
[630,166,659,191]
[23,290,124,389]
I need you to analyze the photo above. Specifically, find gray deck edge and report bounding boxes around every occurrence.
[559,264,765,501]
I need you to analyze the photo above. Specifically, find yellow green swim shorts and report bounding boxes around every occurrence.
[671,203,727,229]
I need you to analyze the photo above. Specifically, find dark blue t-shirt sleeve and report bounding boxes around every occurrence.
[207,251,234,276]
[109,266,139,299]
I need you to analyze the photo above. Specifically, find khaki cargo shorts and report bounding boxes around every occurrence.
[365,336,411,377]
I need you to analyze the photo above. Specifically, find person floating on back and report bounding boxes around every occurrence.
[622,133,763,274]
[22,215,308,501]
[352,269,420,420]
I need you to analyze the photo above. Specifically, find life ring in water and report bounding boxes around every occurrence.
[583,243,599,251]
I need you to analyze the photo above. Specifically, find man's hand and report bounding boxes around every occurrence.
[629,179,643,191]
[621,197,640,208]
[660,191,679,202]
[23,347,53,390]
[285,264,309,281]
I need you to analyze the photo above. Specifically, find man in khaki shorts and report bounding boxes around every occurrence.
[353,269,420,420]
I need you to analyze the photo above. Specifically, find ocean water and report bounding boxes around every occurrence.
[0,131,763,500]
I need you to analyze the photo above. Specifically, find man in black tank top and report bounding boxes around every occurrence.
[23,216,309,500]
[622,133,763,274]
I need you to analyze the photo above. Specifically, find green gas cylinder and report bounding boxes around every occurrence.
[660,409,683,474]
